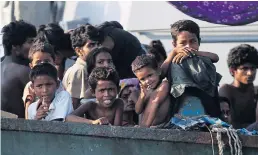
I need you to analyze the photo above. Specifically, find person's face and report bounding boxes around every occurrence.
[14,37,34,62]
[124,88,139,112]
[94,80,118,108]
[174,31,199,51]
[29,51,55,68]
[233,63,257,85]
[220,102,231,123]
[32,75,58,103]
[134,66,160,90]
[95,52,114,68]
[120,86,134,111]
[76,40,98,60]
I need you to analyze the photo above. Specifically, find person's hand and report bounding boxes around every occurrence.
[172,47,197,64]
[92,117,109,125]
[139,83,148,98]
[172,53,188,64]
[35,98,49,120]
[174,47,197,56]
[65,29,74,34]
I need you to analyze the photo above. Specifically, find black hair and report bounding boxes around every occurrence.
[35,23,66,53]
[149,40,167,60]
[29,62,58,83]
[86,46,112,75]
[97,21,123,30]
[28,40,56,63]
[131,54,158,73]
[1,20,36,56]
[227,44,258,68]
[70,24,103,49]
[170,20,201,44]
[88,67,119,90]
[146,47,163,64]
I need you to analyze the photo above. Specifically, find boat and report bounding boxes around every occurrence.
[1,118,258,155]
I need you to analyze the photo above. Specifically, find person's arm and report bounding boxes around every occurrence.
[113,99,124,126]
[195,51,219,63]
[135,84,148,114]
[141,80,170,127]
[72,98,81,110]
[160,50,177,79]
[65,102,93,124]
[173,47,219,63]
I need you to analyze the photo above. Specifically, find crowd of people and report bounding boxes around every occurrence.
[1,19,257,131]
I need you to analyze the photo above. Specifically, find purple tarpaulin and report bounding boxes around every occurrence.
[168,1,258,26]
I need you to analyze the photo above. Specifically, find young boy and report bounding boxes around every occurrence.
[1,20,36,118]
[219,44,258,128]
[65,67,124,126]
[132,55,172,128]
[62,24,102,109]
[23,40,65,119]
[28,63,73,121]
[161,20,221,117]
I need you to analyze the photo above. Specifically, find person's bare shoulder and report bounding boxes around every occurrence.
[156,79,170,92]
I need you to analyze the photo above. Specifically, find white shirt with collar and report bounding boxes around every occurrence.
[28,90,74,121]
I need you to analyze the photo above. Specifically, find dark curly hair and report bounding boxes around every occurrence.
[227,44,258,69]
[149,40,167,60]
[170,20,201,44]
[35,23,68,53]
[30,62,58,83]
[86,46,112,75]
[1,20,36,56]
[131,54,158,73]
[70,24,103,49]
[28,40,56,63]
[88,67,119,90]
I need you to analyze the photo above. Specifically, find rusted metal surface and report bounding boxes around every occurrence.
[1,118,258,155]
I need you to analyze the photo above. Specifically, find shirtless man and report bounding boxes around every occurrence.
[1,20,36,118]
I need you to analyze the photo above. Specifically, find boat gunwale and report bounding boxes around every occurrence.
[1,118,258,148]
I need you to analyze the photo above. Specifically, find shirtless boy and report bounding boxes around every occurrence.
[65,67,124,126]
[132,54,171,128]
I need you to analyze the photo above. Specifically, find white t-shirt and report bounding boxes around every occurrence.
[28,90,74,121]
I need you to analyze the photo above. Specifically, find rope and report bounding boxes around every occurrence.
[225,128,234,155]
[211,126,242,155]
[205,124,215,155]
[217,131,224,155]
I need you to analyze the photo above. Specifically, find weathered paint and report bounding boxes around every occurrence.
[1,118,258,155]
